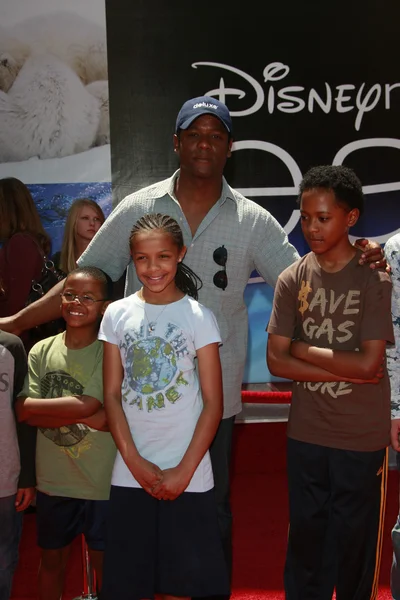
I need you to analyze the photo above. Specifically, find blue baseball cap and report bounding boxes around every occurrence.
[175,96,233,134]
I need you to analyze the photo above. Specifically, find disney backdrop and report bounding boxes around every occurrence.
[1,0,400,383]
[105,0,400,382]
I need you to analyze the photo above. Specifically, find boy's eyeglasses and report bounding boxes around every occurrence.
[60,292,108,306]
[213,245,228,290]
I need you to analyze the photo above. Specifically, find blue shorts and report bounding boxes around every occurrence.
[36,491,109,551]
[102,486,230,599]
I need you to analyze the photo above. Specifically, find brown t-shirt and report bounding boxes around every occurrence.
[268,250,394,451]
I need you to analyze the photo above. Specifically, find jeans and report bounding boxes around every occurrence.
[391,453,400,599]
[0,494,23,600]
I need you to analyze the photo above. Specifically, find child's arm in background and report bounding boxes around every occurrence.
[15,419,36,511]
[268,334,382,384]
[152,341,223,501]
[103,341,162,494]
[12,338,36,512]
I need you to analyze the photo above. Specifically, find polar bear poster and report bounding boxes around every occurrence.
[0,54,101,162]
[0,1,110,180]
[0,12,108,92]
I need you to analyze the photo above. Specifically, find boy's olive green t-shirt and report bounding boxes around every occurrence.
[21,333,116,500]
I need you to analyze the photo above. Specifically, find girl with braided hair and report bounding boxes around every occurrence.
[99,213,229,600]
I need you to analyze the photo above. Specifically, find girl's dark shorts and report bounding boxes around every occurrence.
[101,485,230,599]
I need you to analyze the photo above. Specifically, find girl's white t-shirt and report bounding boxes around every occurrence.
[99,293,222,493]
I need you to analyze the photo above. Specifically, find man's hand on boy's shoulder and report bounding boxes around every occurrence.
[355,238,388,272]
[391,419,400,452]
[15,487,35,512]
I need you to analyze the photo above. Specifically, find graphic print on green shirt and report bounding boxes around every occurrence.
[21,334,116,500]
[39,370,93,454]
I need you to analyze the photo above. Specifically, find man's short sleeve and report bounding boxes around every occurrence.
[267,268,298,340]
[252,210,299,288]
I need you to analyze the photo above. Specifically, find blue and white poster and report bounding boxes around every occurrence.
[0,0,112,253]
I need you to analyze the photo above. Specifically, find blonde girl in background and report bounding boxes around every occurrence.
[52,198,105,273]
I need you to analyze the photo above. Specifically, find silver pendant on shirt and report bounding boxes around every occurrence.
[144,304,168,334]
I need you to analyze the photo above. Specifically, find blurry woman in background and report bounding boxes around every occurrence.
[52,198,105,273]
[0,177,51,349]
[54,198,125,300]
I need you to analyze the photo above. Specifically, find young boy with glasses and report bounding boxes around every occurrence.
[15,266,116,600]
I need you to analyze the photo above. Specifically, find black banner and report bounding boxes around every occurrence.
[105,0,400,381]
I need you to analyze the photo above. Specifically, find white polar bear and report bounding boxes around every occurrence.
[0,11,108,92]
[0,54,101,162]
[86,80,110,146]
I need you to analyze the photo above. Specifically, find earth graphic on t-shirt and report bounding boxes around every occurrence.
[39,370,90,447]
[127,337,177,393]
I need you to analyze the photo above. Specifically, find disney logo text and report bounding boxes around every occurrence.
[192,61,400,131]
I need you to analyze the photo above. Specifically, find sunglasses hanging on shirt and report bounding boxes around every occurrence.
[213,245,228,290]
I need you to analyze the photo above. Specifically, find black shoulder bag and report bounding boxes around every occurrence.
[25,257,66,343]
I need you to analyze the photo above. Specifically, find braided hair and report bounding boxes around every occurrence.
[129,213,202,300]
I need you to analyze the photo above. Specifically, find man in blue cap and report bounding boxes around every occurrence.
[0,95,384,596]
[176,96,233,131]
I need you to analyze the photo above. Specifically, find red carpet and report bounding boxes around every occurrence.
[11,422,399,599]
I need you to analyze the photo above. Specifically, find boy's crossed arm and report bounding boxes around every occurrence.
[15,394,109,431]
[289,339,385,382]
[267,335,383,384]
[17,341,110,430]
